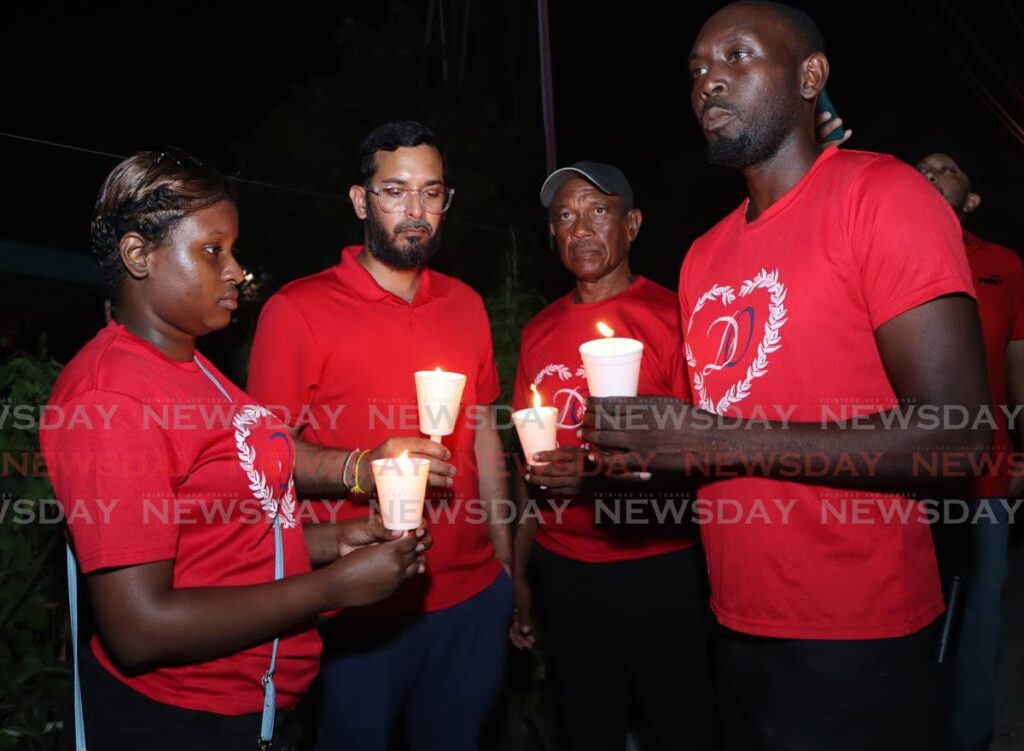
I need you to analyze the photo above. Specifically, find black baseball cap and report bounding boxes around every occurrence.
[540,161,634,209]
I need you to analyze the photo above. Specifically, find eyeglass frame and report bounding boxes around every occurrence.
[364,184,455,214]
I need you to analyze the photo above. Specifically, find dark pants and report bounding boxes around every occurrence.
[312,572,514,751]
[72,644,303,750]
[951,498,1011,751]
[715,620,947,751]
[532,544,713,751]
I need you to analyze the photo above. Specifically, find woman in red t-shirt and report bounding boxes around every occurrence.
[42,150,430,750]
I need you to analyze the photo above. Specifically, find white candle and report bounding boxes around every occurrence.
[579,322,644,397]
[372,450,430,530]
[414,367,467,442]
[512,384,558,465]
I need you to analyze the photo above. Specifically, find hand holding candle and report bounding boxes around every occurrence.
[579,322,643,397]
[414,367,467,443]
[512,384,558,465]
[372,450,431,530]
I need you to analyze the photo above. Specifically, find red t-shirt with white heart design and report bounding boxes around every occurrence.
[679,147,974,639]
[513,277,696,562]
[42,322,322,715]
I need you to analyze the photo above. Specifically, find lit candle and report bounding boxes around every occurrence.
[579,322,644,397]
[512,384,559,465]
[371,450,430,530]
[414,367,467,443]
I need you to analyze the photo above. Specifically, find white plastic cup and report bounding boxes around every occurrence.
[512,406,558,465]
[578,338,643,397]
[371,455,430,530]
[414,370,467,440]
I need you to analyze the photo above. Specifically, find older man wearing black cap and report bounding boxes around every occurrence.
[508,161,712,751]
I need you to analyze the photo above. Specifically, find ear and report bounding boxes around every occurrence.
[801,51,829,102]
[349,184,368,220]
[962,191,981,216]
[626,209,643,241]
[119,232,151,281]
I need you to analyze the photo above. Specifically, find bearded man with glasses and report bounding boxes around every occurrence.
[248,120,514,751]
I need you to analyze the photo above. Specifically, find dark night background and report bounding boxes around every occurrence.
[2,0,1022,377]
[1,2,1023,748]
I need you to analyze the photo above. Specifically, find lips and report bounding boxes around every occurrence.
[702,106,736,130]
[219,293,239,311]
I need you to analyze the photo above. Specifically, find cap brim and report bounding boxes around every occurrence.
[539,167,612,207]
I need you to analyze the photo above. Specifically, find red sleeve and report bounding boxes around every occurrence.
[47,392,179,573]
[511,331,531,413]
[845,158,975,330]
[247,294,322,428]
[666,327,692,403]
[678,258,695,401]
[474,299,501,405]
[1007,251,1024,342]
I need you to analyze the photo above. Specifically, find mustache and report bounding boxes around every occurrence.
[393,219,432,236]
[701,97,739,118]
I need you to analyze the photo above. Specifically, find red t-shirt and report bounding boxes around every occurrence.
[41,322,321,715]
[679,147,974,639]
[965,231,1024,498]
[247,246,503,616]
[513,277,696,562]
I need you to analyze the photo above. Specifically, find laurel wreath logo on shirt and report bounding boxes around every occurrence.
[234,405,297,528]
[685,268,788,414]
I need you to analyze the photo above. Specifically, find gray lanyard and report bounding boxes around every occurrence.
[66,355,284,750]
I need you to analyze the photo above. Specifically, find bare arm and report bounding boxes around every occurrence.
[87,531,427,672]
[474,406,513,573]
[585,297,992,489]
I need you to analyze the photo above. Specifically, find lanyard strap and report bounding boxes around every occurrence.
[194,355,283,747]
[67,544,86,751]
[64,356,285,750]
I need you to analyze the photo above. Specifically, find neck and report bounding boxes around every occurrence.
[573,262,634,304]
[357,247,422,303]
[114,294,196,362]
[741,126,823,222]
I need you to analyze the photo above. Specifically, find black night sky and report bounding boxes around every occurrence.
[2,0,1021,367]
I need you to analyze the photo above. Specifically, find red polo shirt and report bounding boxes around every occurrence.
[965,231,1024,498]
[247,246,503,616]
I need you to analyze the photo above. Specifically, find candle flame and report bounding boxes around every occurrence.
[530,383,542,408]
[435,366,442,372]
[597,321,615,338]
[399,450,410,460]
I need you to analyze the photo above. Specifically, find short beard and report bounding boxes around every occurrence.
[703,98,797,169]
[364,207,441,270]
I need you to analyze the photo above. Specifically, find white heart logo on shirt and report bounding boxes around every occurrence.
[685,268,788,414]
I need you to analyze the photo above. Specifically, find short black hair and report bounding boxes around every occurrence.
[723,1,825,57]
[356,120,446,185]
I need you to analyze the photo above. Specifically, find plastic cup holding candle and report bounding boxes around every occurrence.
[414,367,467,442]
[512,384,558,465]
[578,321,644,397]
[371,450,430,530]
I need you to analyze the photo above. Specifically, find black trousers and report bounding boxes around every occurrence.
[65,643,304,751]
[532,544,713,751]
[715,619,947,751]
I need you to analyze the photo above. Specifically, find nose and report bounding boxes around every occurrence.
[570,215,594,238]
[222,253,244,285]
[699,61,728,103]
[404,192,427,219]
